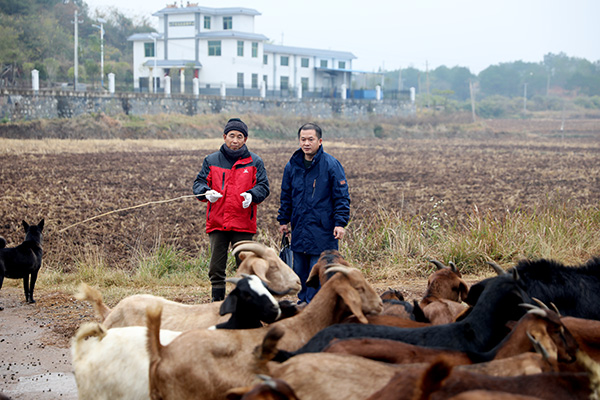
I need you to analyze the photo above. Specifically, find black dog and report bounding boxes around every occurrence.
[0,219,45,306]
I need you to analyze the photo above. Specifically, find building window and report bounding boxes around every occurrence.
[301,77,309,91]
[237,72,244,88]
[251,73,258,88]
[223,16,232,30]
[280,76,289,90]
[237,41,244,56]
[208,40,221,56]
[252,42,258,58]
[263,54,268,65]
[144,42,155,57]
[301,58,309,68]
[338,61,346,69]
[320,60,328,68]
[280,56,289,66]
[263,75,268,90]
[204,16,211,29]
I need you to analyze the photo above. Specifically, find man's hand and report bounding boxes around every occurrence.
[279,224,289,235]
[241,192,252,208]
[205,190,223,203]
[333,226,345,240]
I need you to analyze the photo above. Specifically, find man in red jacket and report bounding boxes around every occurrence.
[193,118,270,301]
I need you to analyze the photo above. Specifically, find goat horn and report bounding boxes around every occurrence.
[527,331,550,361]
[231,241,268,257]
[532,297,551,310]
[448,261,459,273]
[325,264,353,275]
[429,259,447,270]
[550,302,562,317]
[226,277,242,285]
[487,261,507,275]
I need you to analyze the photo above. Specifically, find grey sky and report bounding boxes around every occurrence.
[86,0,600,73]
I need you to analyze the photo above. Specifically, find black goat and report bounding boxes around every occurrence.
[273,269,531,361]
[214,274,283,329]
[0,219,44,306]
[468,257,600,320]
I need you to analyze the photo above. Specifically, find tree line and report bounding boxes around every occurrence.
[1,0,599,116]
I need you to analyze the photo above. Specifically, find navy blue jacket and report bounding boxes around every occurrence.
[277,145,350,254]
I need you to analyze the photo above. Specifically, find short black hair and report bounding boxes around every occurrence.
[297,122,322,139]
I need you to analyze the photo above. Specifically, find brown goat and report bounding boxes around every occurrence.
[419,260,469,325]
[77,241,301,330]
[366,356,592,400]
[146,265,383,400]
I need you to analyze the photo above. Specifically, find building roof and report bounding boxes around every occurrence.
[127,32,163,41]
[264,43,356,60]
[153,6,260,17]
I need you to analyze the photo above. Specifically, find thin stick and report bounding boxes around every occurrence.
[58,194,203,233]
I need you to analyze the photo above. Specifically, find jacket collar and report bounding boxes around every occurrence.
[291,144,324,167]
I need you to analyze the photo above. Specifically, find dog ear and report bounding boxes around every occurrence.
[38,219,45,231]
[22,220,30,231]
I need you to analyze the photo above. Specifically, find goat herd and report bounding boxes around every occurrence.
[64,241,600,399]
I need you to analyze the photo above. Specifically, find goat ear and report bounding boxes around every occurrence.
[38,219,45,230]
[22,220,29,231]
[225,387,252,400]
[306,265,321,288]
[458,281,469,302]
[248,259,271,285]
[336,283,368,324]
[220,293,237,316]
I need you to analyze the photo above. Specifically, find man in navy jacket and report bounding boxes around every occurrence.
[277,122,350,303]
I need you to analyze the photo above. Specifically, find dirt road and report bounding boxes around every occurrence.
[0,287,94,399]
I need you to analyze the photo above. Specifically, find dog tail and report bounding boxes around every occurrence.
[75,282,112,322]
[0,237,5,249]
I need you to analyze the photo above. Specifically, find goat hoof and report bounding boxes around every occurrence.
[0,306,3,311]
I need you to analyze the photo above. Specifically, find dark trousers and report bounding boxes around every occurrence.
[293,252,321,303]
[208,230,254,288]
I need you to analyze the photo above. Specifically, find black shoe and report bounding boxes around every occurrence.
[211,287,226,302]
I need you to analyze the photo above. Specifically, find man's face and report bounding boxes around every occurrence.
[299,129,322,158]
[224,130,247,151]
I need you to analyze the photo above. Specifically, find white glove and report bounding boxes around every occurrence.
[241,192,252,208]
[205,190,223,203]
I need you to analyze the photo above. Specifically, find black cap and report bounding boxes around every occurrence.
[224,118,248,137]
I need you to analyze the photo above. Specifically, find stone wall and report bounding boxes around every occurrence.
[0,89,415,121]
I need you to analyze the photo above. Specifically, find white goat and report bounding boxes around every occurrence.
[71,322,181,400]
[146,265,383,400]
[76,241,301,330]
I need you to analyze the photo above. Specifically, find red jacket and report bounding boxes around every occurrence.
[193,145,270,233]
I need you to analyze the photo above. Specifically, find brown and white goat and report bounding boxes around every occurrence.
[146,265,383,400]
[77,241,301,330]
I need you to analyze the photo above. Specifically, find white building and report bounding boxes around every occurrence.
[127,4,356,96]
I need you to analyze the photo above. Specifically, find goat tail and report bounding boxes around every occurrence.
[0,236,5,249]
[75,282,111,322]
[252,325,285,374]
[71,322,107,360]
[412,356,454,400]
[146,304,164,366]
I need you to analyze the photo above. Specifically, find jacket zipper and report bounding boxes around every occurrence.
[221,172,226,191]
[312,179,316,198]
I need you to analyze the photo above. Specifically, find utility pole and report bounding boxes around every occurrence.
[425,60,430,108]
[73,9,82,91]
[469,79,477,122]
[93,18,107,89]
